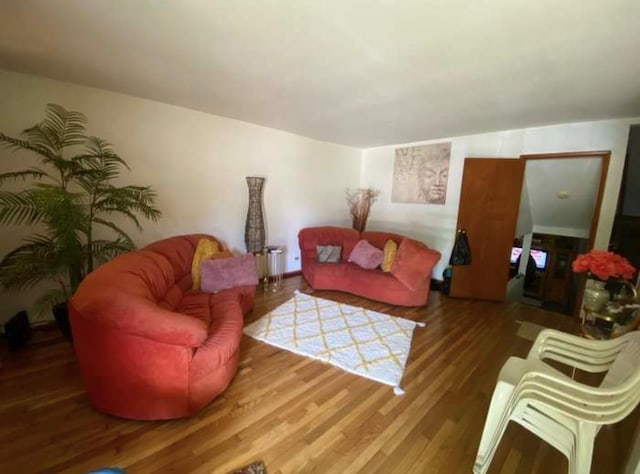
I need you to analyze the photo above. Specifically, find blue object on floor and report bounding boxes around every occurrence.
[87,469,126,474]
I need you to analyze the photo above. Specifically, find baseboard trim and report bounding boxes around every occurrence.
[284,270,302,279]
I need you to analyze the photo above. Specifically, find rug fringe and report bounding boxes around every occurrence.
[416,321,426,327]
[393,386,405,396]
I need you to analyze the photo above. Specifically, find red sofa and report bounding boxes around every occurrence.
[69,234,255,420]
[298,226,441,306]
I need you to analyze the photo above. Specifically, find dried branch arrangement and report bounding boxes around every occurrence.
[346,188,380,232]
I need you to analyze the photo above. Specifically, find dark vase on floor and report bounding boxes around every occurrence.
[245,176,266,253]
[53,302,73,341]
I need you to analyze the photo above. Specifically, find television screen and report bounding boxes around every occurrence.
[510,247,548,270]
[510,247,522,264]
[530,249,548,270]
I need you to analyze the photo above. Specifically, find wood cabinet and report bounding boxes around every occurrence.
[544,247,575,307]
[520,234,586,313]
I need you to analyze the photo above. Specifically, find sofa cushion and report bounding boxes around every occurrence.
[160,285,184,310]
[391,238,442,291]
[349,239,384,269]
[316,244,341,263]
[298,227,360,263]
[381,239,398,272]
[75,250,176,305]
[344,264,425,301]
[145,235,210,282]
[177,292,212,326]
[200,254,258,292]
[191,239,221,289]
[304,262,350,288]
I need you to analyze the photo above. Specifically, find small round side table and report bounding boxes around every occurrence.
[266,246,285,292]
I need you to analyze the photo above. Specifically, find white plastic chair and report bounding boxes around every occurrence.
[474,329,640,474]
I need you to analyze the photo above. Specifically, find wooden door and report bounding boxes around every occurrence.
[450,158,525,300]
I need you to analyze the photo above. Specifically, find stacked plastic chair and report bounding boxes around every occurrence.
[474,329,640,474]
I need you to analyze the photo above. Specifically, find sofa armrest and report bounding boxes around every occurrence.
[69,298,209,348]
[390,238,441,291]
[190,292,244,382]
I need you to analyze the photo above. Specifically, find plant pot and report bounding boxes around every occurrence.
[53,301,73,341]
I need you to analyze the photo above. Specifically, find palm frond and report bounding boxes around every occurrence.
[85,136,129,169]
[0,167,50,185]
[0,190,47,225]
[86,238,133,266]
[34,185,87,230]
[70,137,129,188]
[0,236,67,290]
[16,104,87,180]
[97,205,142,230]
[92,217,135,248]
[21,124,60,158]
[0,132,58,162]
[21,185,89,235]
[39,103,87,151]
[21,186,88,287]
[95,185,161,225]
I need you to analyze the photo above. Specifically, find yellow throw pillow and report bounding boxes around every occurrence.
[211,250,234,260]
[381,239,398,272]
[192,239,220,289]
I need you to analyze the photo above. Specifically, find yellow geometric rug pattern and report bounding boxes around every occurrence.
[243,292,425,394]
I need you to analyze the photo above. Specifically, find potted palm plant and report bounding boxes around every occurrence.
[0,104,161,338]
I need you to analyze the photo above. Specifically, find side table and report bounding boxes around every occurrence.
[580,306,640,340]
[265,246,285,292]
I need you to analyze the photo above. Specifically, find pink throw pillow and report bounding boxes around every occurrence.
[200,254,258,292]
[349,239,384,270]
[390,238,441,291]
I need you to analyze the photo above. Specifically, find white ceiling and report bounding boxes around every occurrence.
[525,157,601,236]
[1,1,639,147]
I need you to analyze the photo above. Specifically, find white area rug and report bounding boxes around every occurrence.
[244,292,425,394]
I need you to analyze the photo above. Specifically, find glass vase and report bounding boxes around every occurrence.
[583,279,610,312]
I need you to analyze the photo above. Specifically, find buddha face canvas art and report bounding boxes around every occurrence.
[392,142,451,205]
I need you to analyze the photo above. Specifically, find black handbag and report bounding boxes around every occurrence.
[449,230,471,265]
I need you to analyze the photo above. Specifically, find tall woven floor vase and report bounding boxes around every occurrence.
[244,177,266,253]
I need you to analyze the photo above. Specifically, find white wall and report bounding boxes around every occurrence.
[524,157,602,239]
[515,179,533,238]
[1,69,637,324]
[361,120,635,279]
[0,70,361,323]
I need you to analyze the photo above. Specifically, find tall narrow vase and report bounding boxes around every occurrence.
[244,177,266,253]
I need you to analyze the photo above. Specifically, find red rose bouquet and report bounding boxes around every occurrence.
[572,250,636,281]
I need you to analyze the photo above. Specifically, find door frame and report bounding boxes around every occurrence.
[519,150,611,316]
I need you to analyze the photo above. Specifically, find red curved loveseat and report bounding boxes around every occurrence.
[69,234,255,420]
[299,226,441,306]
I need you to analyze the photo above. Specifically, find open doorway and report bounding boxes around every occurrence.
[610,124,640,280]
[507,151,610,316]
[510,233,589,315]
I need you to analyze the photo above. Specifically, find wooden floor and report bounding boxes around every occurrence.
[1,277,637,474]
